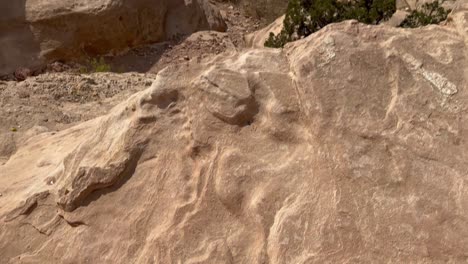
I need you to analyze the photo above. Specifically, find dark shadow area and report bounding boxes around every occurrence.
[0,0,42,77]
[104,34,189,74]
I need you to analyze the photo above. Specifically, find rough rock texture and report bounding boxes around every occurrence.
[0,0,226,76]
[2,5,468,263]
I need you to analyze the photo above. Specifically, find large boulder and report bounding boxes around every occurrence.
[1,5,468,263]
[0,0,226,76]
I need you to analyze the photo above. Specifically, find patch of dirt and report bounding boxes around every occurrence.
[109,31,236,74]
[0,72,155,134]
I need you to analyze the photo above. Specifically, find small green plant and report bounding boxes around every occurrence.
[400,1,450,28]
[265,0,396,48]
[79,57,112,73]
[79,66,88,74]
[89,57,111,72]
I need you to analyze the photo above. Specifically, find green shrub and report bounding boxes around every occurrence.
[80,57,112,73]
[400,1,450,28]
[89,57,111,73]
[265,0,396,48]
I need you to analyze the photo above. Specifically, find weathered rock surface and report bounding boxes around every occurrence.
[1,6,468,263]
[0,0,226,76]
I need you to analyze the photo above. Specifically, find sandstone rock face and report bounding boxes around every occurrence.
[0,0,226,76]
[2,6,468,263]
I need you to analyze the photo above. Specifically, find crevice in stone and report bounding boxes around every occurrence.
[58,214,88,228]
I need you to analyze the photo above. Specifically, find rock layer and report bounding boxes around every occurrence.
[1,6,468,264]
[0,0,226,75]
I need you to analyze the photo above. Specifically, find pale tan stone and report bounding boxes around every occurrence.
[1,6,468,263]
